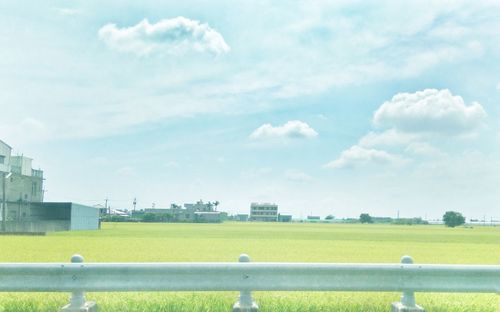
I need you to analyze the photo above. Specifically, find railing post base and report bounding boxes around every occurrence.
[61,301,98,312]
[391,302,425,312]
[392,256,425,312]
[232,301,259,312]
[61,255,99,312]
[233,254,259,312]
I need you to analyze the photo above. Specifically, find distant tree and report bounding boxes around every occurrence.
[171,203,181,209]
[206,201,213,211]
[213,201,220,211]
[359,213,373,224]
[443,211,465,228]
[325,215,334,220]
[142,213,157,223]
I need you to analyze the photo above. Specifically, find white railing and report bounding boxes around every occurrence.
[0,254,498,312]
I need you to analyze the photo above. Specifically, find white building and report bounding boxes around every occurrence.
[250,202,278,222]
[0,140,12,173]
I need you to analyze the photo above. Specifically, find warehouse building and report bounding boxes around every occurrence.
[4,202,100,232]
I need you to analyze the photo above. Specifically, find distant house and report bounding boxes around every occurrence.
[278,214,292,222]
[144,200,226,223]
[93,204,108,216]
[235,214,249,222]
[250,203,278,222]
[306,216,321,222]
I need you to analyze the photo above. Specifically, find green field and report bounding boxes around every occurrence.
[0,222,499,311]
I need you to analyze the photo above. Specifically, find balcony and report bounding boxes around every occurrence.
[32,169,44,178]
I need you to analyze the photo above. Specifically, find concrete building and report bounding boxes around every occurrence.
[1,139,99,233]
[250,202,278,222]
[278,214,292,222]
[2,141,45,230]
[6,155,44,203]
[0,139,11,173]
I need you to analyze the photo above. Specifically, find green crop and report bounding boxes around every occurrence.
[0,222,498,311]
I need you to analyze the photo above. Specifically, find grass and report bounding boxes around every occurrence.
[0,222,499,311]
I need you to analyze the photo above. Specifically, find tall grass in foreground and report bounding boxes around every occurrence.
[0,222,498,311]
[0,292,498,312]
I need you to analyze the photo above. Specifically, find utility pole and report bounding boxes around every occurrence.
[2,172,6,232]
[105,198,109,215]
[133,198,137,211]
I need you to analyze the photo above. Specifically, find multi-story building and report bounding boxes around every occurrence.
[250,202,278,222]
[1,140,44,223]
[0,139,11,173]
[7,155,44,203]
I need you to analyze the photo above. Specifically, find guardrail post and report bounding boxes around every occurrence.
[61,254,98,312]
[391,255,425,312]
[233,254,259,312]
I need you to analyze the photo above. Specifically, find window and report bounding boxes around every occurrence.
[0,155,4,164]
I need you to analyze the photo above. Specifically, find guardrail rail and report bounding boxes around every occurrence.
[0,254,498,312]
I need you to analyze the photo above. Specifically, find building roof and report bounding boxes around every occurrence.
[11,155,33,161]
[0,139,12,149]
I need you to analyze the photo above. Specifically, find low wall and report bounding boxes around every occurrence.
[5,220,70,233]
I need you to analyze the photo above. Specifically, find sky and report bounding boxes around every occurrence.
[1,0,500,220]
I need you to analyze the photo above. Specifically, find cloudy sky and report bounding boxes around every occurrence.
[1,1,500,220]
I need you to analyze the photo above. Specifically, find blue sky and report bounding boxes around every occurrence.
[1,1,500,219]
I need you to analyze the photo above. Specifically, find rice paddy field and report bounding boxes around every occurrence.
[0,222,499,311]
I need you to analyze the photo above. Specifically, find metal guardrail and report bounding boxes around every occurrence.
[0,254,499,312]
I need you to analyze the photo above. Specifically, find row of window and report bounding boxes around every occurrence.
[251,207,277,211]
[252,212,277,215]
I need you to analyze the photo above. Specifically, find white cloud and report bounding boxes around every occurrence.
[250,120,318,140]
[98,17,230,56]
[373,89,487,134]
[428,22,468,40]
[89,156,110,166]
[329,89,487,172]
[164,161,179,168]
[325,145,406,169]
[116,166,136,176]
[55,8,81,16]
[0,117,50,146]
[359,129,419,148]
[404,142,445,157]
[496,82,500,90]
[241,167,273,179]
[285,170,312,182]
